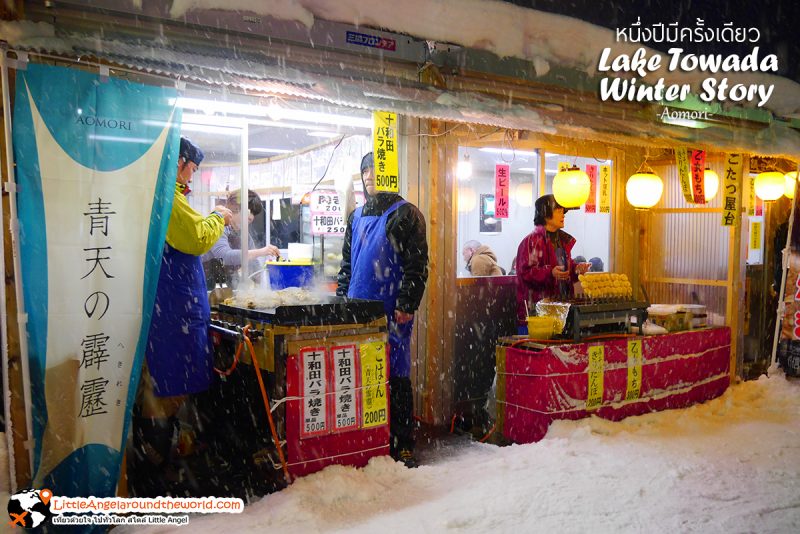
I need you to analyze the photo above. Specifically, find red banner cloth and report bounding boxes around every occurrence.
[500,328,731,444]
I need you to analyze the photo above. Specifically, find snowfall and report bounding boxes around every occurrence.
[4,373,798,533]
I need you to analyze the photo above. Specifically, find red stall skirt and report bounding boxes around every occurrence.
[498,328,731,444]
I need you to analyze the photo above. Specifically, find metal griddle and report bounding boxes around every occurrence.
[217,296,385,326]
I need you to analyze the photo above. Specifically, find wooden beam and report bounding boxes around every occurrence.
[645,277,729,288]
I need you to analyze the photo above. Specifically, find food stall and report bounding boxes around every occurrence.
[205,291,390,483]
[3,0,800,498]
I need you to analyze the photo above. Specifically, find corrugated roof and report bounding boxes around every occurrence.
[8,32,800,159]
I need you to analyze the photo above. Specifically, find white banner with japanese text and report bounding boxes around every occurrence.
[13,63,180,498]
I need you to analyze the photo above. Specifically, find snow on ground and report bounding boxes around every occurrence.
[121,374,800,534]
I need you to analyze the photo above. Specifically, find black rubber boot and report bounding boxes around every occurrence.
[389,377,418,467]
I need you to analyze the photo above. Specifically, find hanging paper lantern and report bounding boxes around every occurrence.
[754,171,785,201]
[625,172,663,209]
[785,174,796,199]
[515,182,534,207]
[552,166,590,208]
[456,159,473,181]
[703,168,719,202]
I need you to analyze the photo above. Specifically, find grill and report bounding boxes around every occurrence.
[565,298,649,341]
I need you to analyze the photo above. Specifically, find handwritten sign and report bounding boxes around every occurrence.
[691,149,706,204]
[585,164,597,213]
[750,220,762,250]
[625,340,643,400]
[721,154,743,227]
[300,347,328,437]
[373,111,399,192]
[495,164,510,218]
[310,189,345,236]
[360,341,388,428]
[586,345,604,411]
[676,148,694,203]
[332,345,359,432]
[599,165,612,213]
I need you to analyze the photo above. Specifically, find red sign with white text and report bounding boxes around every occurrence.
[691,150,706,204]
[585,165,597,213]
[495,164,510,218]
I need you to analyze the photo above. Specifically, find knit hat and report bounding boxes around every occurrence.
[179,136,204,166]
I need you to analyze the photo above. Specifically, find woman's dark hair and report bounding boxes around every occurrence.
[226,189,263,216]
[533,194,565,226]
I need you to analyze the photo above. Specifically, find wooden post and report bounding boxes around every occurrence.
[726,157,747,381]
[1,66,32,489]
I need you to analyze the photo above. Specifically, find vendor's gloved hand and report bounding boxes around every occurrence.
[395,310,415,324]
[552,266,570,281]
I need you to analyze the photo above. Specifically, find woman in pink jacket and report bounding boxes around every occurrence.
[515,194,591,331]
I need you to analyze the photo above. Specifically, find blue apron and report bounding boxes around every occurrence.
[347,200,413,378]
[145,243,213,396]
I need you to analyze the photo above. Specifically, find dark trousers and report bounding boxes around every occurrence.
[389,376,415,455]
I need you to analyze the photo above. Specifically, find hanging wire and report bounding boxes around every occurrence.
[308,135,347,194]
[493,129,516,163]
[401,122,467,138]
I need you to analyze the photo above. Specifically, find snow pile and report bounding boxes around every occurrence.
[0,20,54,44]
[164,0,800,117]
[121,374,800,533]
[4,1,800,119]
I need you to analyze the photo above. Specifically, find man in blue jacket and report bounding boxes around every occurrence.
[337,152,429,468]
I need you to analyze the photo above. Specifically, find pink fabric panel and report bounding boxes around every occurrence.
[502,328,731,444]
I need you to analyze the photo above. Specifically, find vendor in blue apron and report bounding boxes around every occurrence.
[337,152,429,468]
[129,137,233,496]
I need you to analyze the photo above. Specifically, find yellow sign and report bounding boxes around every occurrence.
[748,175,756,216]
[599,165,611,213]
[586,345,604,411]
[675,148,694,203]
[750,220,762,250]
[373,111,399,192]
[558,161,570,172]
[360,340,388,428]
[625,339,643,401]
[721,154,743,227]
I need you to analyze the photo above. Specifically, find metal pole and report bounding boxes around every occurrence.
[1,51,35,486]
[240,122,250,285]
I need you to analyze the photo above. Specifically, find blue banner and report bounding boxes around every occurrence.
[12,63,181,497]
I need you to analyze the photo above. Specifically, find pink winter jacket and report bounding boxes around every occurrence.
[515,225,577,323]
